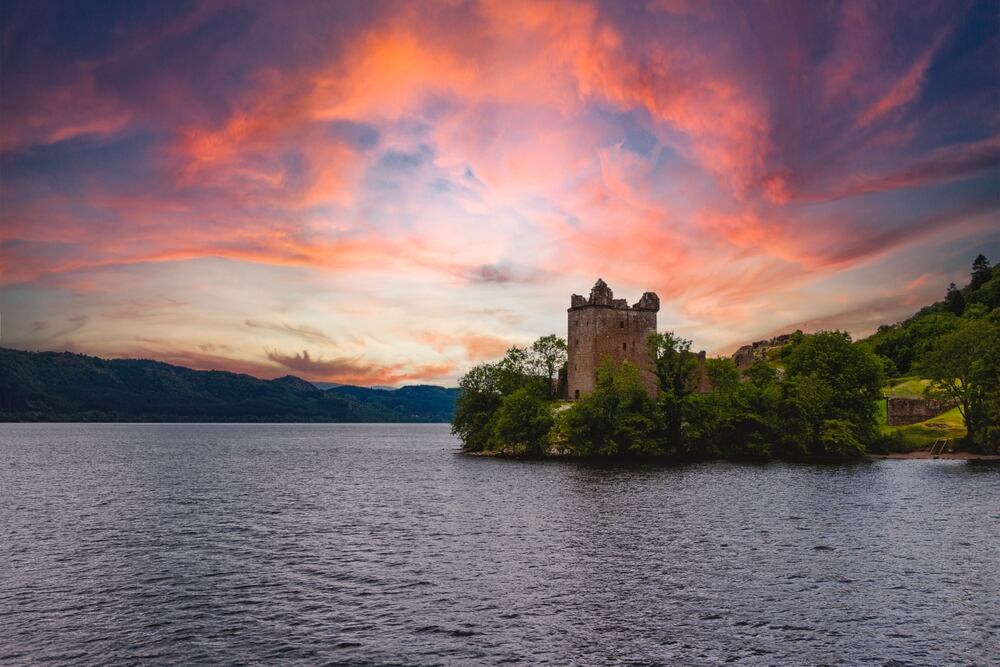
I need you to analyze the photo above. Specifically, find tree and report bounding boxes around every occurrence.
[529,335,567,398]
[818,419,866,460]
[492,385,554,456]
[681,358,753,459]
[971,254,992,290]
[648,332,700,447]
[945,282,966,316]
[783,331,883,444]
[920,318,1000,451]
[745,359,777,388]
[776,374,834,458]
[451,335,566,451]
[452,362,506,451]
[705,357,740,396]
[560,359,656,458]
[648,332,699,396]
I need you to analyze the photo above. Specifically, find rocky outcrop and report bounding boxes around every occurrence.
[733,333,795,371]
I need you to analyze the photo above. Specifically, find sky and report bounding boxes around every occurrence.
[1,0,998,386]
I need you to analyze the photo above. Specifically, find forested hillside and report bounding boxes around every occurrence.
[0,349,458,422]
[861,254,999,375]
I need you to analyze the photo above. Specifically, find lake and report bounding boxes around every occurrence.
[1,423,997,664]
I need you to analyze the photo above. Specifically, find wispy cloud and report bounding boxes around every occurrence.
[245,319,334,344]
[1,0,997,378]
[266,349,454,385]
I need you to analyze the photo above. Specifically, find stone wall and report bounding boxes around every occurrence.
[567,279,659,399]
[694,350,711,394]
[886,397,956,426]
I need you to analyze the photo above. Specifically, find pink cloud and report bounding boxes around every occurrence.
[266,349,455,385]
[2,1,995,379]
[856,27,951,128]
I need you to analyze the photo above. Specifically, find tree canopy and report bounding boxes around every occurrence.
[451,255,1000,460]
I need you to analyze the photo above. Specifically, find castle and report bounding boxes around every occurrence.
[566,279,661,398]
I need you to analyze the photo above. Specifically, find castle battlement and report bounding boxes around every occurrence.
[569,278,660,312]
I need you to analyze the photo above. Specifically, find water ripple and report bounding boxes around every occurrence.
[1,423,998,665]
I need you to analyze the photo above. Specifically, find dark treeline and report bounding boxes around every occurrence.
[454,330,886,461]
[453,255,1000,460]
[0,349,458,422]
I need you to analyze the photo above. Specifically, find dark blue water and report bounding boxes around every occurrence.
[1,424,997,665]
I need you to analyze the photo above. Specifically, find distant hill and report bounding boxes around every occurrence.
[310,381,343,390]
[0,348,458,423]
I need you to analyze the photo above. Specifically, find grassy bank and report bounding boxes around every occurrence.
[878,378,966,450]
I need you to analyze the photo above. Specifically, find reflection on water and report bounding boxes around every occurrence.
[1,423,997,664]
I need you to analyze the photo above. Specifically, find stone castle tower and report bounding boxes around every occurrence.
[566,279,660,399]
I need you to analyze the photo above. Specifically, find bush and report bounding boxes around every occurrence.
[562,359,656,458]
[868,430,910,454]
[492,385,553,456]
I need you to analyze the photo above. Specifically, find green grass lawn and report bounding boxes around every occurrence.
[876,377,967,449]
[879,405,967,449]
[884,378,931,398]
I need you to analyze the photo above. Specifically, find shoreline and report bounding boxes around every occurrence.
[868,451,1000,461]
[462,449,1000,462]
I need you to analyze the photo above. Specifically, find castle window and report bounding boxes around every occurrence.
[623,342,627,351]
[619,321,624,328]
[574,389,580,399]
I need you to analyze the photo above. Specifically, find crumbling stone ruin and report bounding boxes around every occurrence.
[567,279,660,399]
[886,397,956,426]
[732,333,794,372]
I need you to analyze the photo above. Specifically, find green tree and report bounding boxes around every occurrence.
[680,358,742,458]
[529,335,567,398]
[451,335,568,452]
[920,318,1000,452]
[971,254,992,290]
[561,359,656,458]
[729,371,780,459]
[648,332,700,447]
[945,282,966,316]
[783,331,883,445]
[745,359,777,388]
[492,384,554,456]
[705,357,740,395]
[776,374,835,458]
[818,419,866,460]
[451,362,506,451]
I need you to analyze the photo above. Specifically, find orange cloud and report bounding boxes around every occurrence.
[266,349,454,385]
[418,331,514,360]
[3,0,995,381]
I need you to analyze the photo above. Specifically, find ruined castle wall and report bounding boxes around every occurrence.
[886,397,956,426]
[694,350,711,393]
[567,306,658,399]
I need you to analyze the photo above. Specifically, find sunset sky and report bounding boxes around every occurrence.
[1,0,998,386]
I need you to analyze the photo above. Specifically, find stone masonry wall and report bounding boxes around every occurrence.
[567,279,659,399]
[886,397,956,426]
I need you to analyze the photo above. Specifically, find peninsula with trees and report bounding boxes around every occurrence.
[452,255,1000,461]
